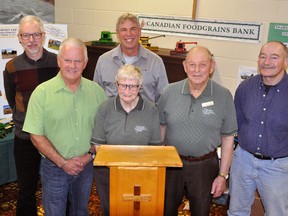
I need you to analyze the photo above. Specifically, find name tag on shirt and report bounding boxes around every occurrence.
[202,101,214,107]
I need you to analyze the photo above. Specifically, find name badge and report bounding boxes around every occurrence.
[202,101,214,107]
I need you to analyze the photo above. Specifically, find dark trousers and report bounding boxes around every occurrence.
[164,154,219,216]
[14,136,41,216]
[93,166,110,216]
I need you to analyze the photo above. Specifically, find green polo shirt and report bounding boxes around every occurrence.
[23,73,107,159]
[158,79,237,156]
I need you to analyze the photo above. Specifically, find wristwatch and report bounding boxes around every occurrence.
[88,151,96,159]
[218,172,229,180]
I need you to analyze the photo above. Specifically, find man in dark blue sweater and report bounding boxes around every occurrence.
[229,41,288,216]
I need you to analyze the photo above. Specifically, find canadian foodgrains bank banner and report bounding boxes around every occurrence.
[138,15,263,43]
[0,24,67,120]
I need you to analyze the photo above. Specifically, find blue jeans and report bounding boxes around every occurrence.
[40,157,93,216]
[228,146,288,216]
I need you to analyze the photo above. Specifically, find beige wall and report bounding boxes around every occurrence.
[55,0,288,95]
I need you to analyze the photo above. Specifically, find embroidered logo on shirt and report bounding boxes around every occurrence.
[134,126,147,133]
[202,108,215,115]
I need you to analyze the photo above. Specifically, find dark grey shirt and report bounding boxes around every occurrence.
[91,95,162,145]
[158,79,237,156]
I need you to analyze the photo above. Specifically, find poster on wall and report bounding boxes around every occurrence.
[268,23,288,46]
[0,24,67,120]
[0,0,55,24]
[237,66,258,86]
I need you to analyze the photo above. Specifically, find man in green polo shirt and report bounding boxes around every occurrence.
[23,38,106,216]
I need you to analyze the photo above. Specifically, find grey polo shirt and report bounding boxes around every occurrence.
[91,95,162,145]
[93,44,168,103]
[158,79,237,156]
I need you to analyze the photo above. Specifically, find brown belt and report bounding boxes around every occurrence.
[180,149,217,162]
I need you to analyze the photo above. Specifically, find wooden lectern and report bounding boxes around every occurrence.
[94,145,182,216]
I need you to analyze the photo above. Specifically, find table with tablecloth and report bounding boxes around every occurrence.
[0,130,16,185]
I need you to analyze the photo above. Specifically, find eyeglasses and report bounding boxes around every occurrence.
[117,83,140,91]
[19,32,44,40]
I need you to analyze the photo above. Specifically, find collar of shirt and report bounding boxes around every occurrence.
[259,72,288,91]
[24,48,48,64]
[114,94,144,112]
[111,44,149,63]
[51,72,84,93]
[181,78,213,97]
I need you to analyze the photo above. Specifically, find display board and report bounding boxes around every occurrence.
[0,24,67,120]
[268,23,288,46]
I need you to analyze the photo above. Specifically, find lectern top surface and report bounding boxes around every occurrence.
[93,145,182,167]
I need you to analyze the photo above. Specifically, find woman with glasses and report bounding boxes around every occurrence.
[91,64,162,216]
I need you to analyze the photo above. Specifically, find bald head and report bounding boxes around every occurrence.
[185,46,214,62]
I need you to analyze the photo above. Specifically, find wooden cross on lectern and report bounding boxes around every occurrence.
[122,185,152,215]
[192,0,198,20]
